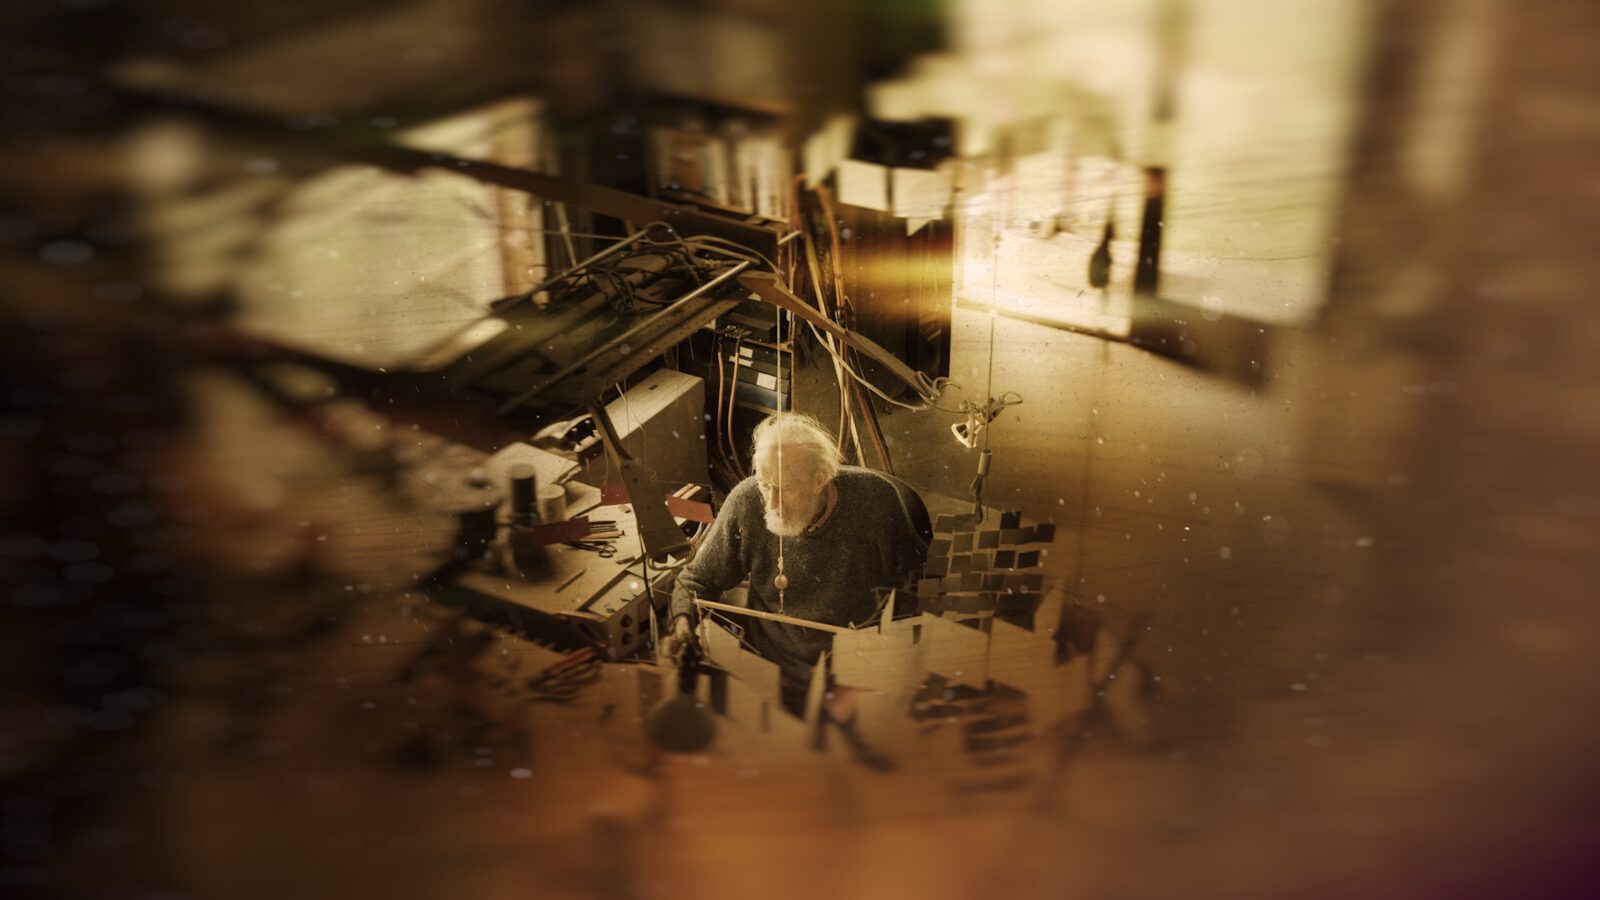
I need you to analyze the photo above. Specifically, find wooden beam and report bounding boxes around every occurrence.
[115,86,785,259]
[737,271,937,404]
[692,599,851,634]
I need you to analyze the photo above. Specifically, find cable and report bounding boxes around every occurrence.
[616,381,646,480]
[636,221,710,281]
[858,369,894,474]
[833,333,850,459]
[715,333,747,482]
[813,202,871,463]
[800,321,960,413]
[970,290,1002,524]
[713,332,729,478]
[796,219,856,461]
[778,303,790,414]
[776,212,963,416]
[726,335,746,480]
[683,235,781,275]
[585,246,706,313]
[775,329,787,615]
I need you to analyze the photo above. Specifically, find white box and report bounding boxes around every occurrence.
[581,368,707,490]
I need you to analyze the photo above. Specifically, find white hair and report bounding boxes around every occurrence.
[751,412,841,483]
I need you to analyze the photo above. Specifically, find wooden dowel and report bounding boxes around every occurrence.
[691,598,850,634]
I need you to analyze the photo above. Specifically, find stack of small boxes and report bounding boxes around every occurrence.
[916,511,1057,627]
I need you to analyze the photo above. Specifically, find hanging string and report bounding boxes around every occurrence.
[727,335,746,479]
[971,175,1006,525]
[783,304,795,413]
[971,310,996,524]
[977,151,1012,676]
[774,298,788,614]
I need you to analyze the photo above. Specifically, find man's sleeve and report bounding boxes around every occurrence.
[895,488,929,575]
[893,488,929,617]
[669,482,752,622]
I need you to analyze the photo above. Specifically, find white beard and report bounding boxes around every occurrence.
[764,509,808,537]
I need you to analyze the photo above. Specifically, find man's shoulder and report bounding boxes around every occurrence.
[835,466,909,507]
[835,465,896,491]
[832,467,926,557]
[723,476,764,511]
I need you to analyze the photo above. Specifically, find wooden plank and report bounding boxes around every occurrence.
[691,598,851,634]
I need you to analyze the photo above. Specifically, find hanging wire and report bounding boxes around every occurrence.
[800,321,960,413]
[969,142,1014,526]
[774,296,787,614]
[795,203,864,461]
[713,332,730,479]
[726,334,746,480]
[683,234,781,274]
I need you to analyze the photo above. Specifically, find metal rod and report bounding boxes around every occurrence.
[691,598,850,634]
[112,86,786,259]
[496,260,753,414]
[497,228,654,316]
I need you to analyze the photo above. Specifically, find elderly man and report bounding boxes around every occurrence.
[664,412,927,717]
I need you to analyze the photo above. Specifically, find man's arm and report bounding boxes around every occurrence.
[660,483,753,660]
[883,481,929,614]
[668,481,754,624]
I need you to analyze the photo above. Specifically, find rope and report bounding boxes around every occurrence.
[726,335,746,479]
[775,295,787,614]
[713,332,729,477]
[970,193,1007,524]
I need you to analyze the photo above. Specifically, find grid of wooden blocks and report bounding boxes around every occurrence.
[916,511,1057,624]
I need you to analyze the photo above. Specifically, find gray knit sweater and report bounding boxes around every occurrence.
[670,466,927,681]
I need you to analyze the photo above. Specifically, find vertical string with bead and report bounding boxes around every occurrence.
[774,299,788,613]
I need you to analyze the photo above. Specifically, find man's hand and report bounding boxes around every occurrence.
[823,685,860,724]
[657,613,694,664]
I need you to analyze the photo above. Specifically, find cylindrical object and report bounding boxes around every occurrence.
[508,463,538,527]
[646,694,715,753]
[451,495,500,563]
[508,526,550,578]
[648,643,714,753]
[537,483,567,523]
